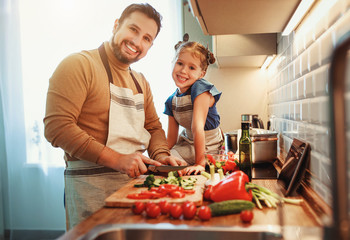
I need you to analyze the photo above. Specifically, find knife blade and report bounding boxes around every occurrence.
[147,165,187,173]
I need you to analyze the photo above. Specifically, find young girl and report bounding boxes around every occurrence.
[164,35,223,175]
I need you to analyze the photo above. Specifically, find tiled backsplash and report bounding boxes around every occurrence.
[267,0,350,206]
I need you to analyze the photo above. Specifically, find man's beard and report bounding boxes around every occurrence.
[111,39,141,65]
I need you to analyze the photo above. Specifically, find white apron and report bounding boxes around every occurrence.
[64,44,150,230]
[170,93,223,165]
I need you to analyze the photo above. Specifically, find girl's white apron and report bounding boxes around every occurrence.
[170,93,223,165]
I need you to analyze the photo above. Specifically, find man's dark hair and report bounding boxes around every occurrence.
[119,3,162,37]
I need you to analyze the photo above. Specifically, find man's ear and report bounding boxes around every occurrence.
[112,19,119,33]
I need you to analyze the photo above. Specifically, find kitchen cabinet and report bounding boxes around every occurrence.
[213,33,276,68]
[188,0,301,35]
[186,0,301,67]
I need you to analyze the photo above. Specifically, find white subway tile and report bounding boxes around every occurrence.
[314,65,329,96]
[309,151,320,182]
[295,102,301,121]
[334,8,350,45]
[319,96,330,125]
[301,51,309,75]
[305,73,314,98]
[320,154,332,187]
[288,64,294,83]
[305,124,316,151]
[301,99,310,122]
[314,13,327,40]
[309,40,321,70]
[295,56,302,78]
[327,0,346,28]
[320,30,335,64]
[287,83,292,102]
[314,125,330,157]
[291,81,297,100]
[298,77,305,99]
[310,99,320,124]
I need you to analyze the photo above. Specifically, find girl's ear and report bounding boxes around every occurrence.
[200,70,206,79]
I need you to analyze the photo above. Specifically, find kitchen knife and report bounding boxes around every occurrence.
[147,165,187,173]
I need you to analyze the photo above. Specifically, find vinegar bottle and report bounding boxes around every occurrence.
[239,114,252,181]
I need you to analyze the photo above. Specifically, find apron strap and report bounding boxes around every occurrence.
[129,69,143,94]
[98,43,143,94]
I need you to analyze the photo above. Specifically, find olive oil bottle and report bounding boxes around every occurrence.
[239,114,252,181]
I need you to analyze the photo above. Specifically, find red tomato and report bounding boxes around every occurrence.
[157,184,181,193]
[203,185,213,201]
[170,204,183,219]
[158,200,171,214]
[127,193,150,199]
[197,206,211,221]
[170,190,185,198]
[240,210,254,223]
[131,201,146,215]
[183,189,195,194]
[145,203,161,218]
[182,201,197,220]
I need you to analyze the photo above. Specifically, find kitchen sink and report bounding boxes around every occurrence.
[78,223,323,240]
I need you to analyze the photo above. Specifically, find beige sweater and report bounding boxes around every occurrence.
[44,42,170,163]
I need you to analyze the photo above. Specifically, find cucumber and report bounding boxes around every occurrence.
[208,200,255,216]
[153,178,162,187]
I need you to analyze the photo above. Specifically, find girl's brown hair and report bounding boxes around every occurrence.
[174,37,215,72]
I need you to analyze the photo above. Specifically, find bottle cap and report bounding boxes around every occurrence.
[241,114,250,122]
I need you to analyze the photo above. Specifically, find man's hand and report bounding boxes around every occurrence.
[97,146,161,178]
[157,155,188,166]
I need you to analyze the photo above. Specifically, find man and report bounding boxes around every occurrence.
[44,3,186,229]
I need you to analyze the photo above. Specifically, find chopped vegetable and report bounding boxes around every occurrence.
[134,171,197,190]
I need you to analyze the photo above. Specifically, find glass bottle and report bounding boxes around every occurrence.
[239,114,252,181]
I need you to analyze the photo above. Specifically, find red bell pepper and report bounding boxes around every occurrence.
[210,170,252,202]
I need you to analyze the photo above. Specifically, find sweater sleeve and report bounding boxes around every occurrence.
[140,74,171,160]
[43,53,105,163]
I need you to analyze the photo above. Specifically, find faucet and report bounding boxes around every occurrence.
[326,31,350,240]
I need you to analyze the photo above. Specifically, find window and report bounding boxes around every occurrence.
[19,0,182,165]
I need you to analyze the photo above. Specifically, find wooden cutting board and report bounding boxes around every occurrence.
[105,175,207,207]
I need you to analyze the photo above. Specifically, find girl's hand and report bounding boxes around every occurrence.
[182,165,205,175]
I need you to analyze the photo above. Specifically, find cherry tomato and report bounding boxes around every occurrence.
[240,210,254,223]
[158,200,171,214]
[182,201,197,220]
[170,203,183,219]
[197,206,211,221]
[203,185,213,201]
[131,201,146,215]
[145,203,161,218]
[170,190,185,198]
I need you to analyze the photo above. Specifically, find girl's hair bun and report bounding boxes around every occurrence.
[174,33,190,50]
[207,51,216,65]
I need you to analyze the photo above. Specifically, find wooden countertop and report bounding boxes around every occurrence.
[58,178,321,240]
